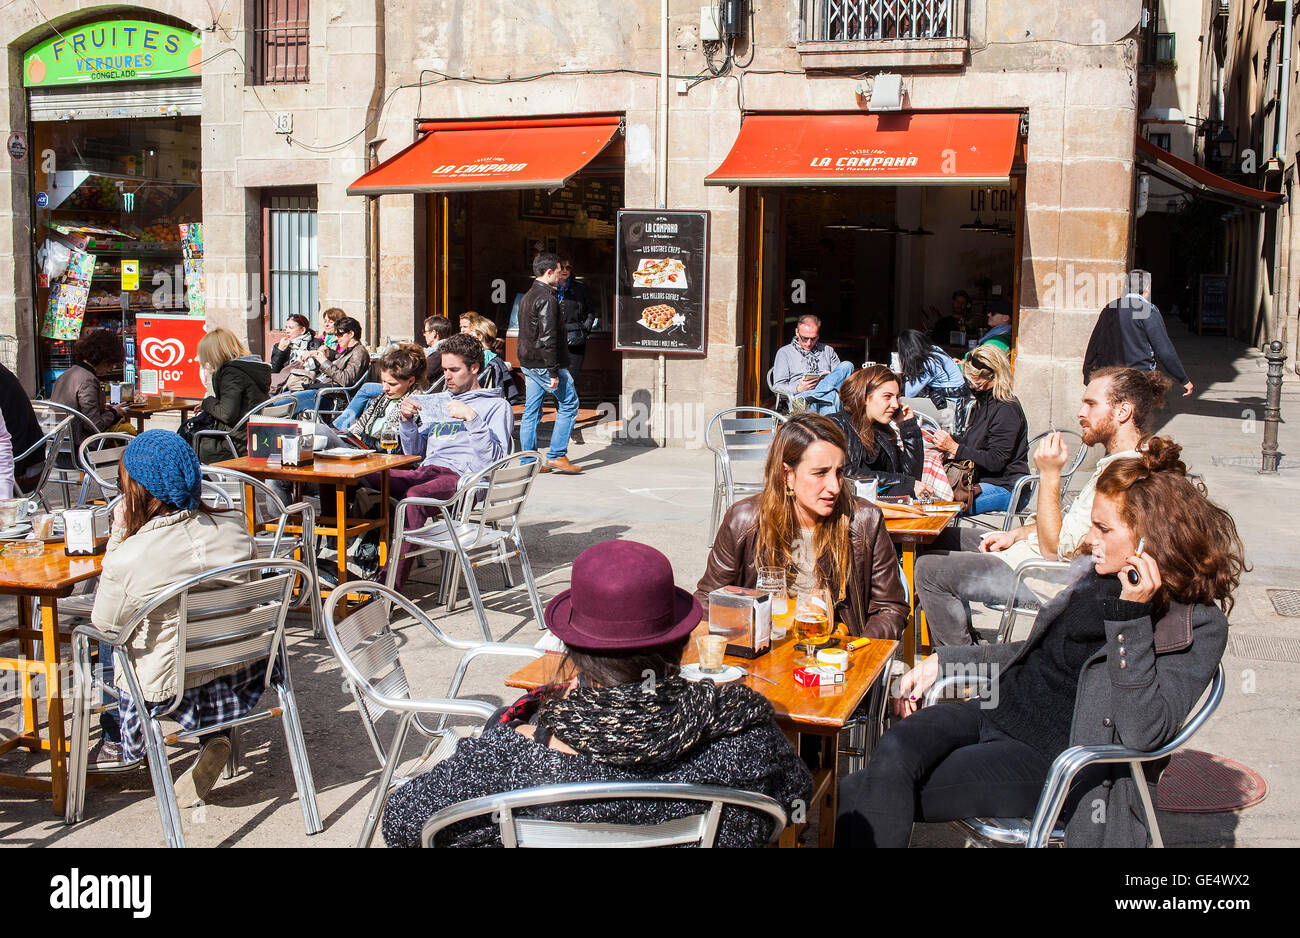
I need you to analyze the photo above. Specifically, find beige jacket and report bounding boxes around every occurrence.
[91,509,258,702]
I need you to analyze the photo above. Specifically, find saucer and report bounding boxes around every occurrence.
[680,663,743,684]
[0,523,32,538]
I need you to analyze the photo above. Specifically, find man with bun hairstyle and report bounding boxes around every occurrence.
[915,367,1174,646]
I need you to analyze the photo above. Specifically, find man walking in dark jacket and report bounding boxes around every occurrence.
[1083,270,1193,396]
[517,251,583,473]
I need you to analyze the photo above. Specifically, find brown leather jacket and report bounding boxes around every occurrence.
[696,496,908,639]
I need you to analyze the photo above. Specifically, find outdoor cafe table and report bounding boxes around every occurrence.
[212,453,421,617]
[0,542,103,814]
[505,625,899,848]
[884,502,962,667]
[119,396,203,434]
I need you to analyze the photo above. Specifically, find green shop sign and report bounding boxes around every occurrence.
[23,19,202,87]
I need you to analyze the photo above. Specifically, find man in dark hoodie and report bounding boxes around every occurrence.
[385,333,514,587]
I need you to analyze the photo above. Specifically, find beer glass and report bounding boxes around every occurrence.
[793,586,833,666]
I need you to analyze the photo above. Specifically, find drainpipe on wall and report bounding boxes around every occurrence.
[656,0,669,447]
[364,0,386,343]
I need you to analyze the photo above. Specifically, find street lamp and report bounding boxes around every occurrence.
[1211,125,1237,165]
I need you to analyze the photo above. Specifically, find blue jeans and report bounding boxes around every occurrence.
[520,366,579,460]
[793,361,854,414]
[333,382,382,431]
[970,482,1032,516]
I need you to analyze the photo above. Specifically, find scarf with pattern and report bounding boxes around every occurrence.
[532,676,776,768]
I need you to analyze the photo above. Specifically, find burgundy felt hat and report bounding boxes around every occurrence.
[544,540,702,651]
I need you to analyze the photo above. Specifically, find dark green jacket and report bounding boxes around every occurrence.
[199,357,271,462]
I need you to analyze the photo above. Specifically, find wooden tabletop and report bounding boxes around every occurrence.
[120,397,203,416]
[212,453,422,483]
[0,543,104,597]
[884,502,962,543]
[506,625,898,731]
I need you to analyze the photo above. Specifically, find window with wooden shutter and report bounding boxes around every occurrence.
[252,0,309,84]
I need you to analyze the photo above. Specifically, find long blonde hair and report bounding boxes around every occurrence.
[756,413,855,596]
[196,328,249,372]
[963,345,1016,402]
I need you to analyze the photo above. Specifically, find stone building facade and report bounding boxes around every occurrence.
[1,1,1149,436]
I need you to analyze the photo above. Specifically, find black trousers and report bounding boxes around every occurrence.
[835,700,1051,848]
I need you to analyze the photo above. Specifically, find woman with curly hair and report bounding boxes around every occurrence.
[837,437,1245,848]
[51,329,130,448]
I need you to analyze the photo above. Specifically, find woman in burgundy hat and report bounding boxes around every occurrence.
[381,539,812,848]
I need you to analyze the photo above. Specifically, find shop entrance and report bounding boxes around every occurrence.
[427,137,625,403]
[741,180,1023,406]
[30,115,201,392]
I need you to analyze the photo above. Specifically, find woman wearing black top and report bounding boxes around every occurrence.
[921,346,1029,514]
[827,365,929,498]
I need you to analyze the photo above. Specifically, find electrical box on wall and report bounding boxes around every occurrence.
[700,5,720,41]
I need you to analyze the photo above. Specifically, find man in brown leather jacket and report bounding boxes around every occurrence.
[517,251,583,473]
[697,497,908,639]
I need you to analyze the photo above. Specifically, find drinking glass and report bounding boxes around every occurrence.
[757,565,791,640]
[793,586,833,666]
[379,427,400,454]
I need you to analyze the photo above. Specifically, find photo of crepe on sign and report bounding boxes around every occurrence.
[638,304,686,333]
[632,257,688,289]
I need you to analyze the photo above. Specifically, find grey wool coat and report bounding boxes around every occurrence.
[936,570,1227,847]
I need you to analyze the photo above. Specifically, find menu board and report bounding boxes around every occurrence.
[1197,274,1228,335]
[520,178,623,223]
[614,210,708,355]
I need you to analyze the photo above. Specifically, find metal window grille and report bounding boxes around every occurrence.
[267,195,319,330]
[253,0,309,84]
[801,0,960,42]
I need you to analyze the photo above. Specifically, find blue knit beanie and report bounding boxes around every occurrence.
[121,430,202,510]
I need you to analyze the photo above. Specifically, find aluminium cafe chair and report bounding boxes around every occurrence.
[421,781,788,848]
[29,400,99,510]
[766,366,793,414]
[310,375,370,426]
[322,579,544,847]
[64,559,323,848]
[385,451,547,642]
[706,407,786,542]
[200,465,322,637]
[74,431,134,505]
[922,664,1225,847]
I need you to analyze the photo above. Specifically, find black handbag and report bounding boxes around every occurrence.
[177,409,217,445]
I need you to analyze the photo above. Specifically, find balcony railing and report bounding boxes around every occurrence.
[800,0,962,42]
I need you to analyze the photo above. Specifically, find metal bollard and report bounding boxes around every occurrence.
[1261,339,1287,473]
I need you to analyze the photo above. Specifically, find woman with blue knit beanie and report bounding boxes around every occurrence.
[89,430,264,808]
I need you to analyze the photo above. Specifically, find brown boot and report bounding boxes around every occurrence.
[545,456,584,474]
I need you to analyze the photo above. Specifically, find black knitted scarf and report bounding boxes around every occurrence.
[533,677,776,768]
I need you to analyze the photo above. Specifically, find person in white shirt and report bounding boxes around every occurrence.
[914,367,1174,646]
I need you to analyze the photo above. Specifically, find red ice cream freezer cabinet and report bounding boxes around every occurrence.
[135,314,208,399]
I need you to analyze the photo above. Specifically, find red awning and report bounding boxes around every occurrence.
[347,115,621,196]
[705,111,1022,187]
[1136,136,1283,211]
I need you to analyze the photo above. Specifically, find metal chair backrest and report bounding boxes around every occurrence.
[76,432,134,499]
[112,559,302,718]
[706,407,785,489]
[420,781,789,848]
[200,465,301,555]
[313,375,369,419]
[322,579,496,766]
[766,367,791,412]
[15,410,74,500]
[450,451,543,546]
[241,392,299,425]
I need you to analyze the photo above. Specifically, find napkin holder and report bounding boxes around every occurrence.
[707,585,771,659]
[63,508,110,556]
[281,431,314,466]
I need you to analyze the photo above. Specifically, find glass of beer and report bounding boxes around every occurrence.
[793,586,833,666]
[757,566,792,640]
[379,427,400,454]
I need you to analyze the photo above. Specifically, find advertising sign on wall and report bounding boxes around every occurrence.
[614,210,709,355]
[23,20,203,87]
[136,314,207,398]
